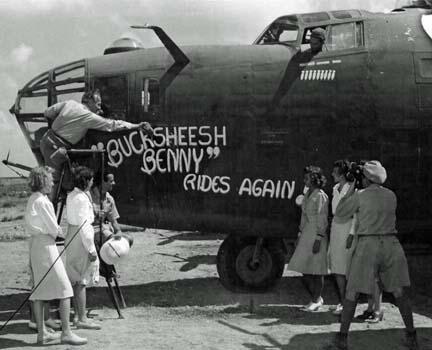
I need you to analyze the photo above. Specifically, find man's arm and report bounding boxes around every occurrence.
[110,218,122,234]
[335,191,360,219]
[84,111,152,134]
[107,195,121,234]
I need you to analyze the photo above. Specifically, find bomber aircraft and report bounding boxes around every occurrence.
[5,0,432,292]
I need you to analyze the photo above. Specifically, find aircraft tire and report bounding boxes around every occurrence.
[216,236,286,293]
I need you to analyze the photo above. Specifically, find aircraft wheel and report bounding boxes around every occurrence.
[216,235,286,292]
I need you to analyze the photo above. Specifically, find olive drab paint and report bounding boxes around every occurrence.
[9,5,432,291]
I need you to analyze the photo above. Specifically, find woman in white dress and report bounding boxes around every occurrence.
[289,166,329,312]
[328,160,356,315]
[65,166,101,330]
[26,166,87,345]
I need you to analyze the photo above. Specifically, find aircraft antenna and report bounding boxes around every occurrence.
[131,25,190,64]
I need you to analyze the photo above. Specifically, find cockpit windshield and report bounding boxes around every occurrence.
[256,22,299,45]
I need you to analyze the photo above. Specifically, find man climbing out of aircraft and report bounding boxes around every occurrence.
[324,161,418,350]
[39,88,153,202]
[270,27,326,109]
[308,27,326,56]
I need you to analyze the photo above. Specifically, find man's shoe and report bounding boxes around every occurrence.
[365,310,384,324]
[405,330,419,350]
[354,310,374,321]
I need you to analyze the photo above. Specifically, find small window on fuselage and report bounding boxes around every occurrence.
[326,22,364,51]
[142,78,160,116]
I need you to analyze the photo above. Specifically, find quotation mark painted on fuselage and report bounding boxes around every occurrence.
[207,146,220,159]
[300,69,336,81]
[93,142,221,160]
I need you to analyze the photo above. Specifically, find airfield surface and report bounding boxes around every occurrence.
[1,193,432,349]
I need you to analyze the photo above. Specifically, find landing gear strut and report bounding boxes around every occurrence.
[216,235,286,292]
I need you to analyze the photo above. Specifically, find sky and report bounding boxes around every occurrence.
[0,0,397,177]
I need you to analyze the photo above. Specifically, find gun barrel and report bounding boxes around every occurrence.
[2,159,32,172]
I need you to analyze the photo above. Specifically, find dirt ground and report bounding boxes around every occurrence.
[1,204,432,349]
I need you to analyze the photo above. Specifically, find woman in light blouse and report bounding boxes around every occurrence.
[328,160,356,315]
[26,166,86,345]
[65,166,101,330]
[288,166,329,312]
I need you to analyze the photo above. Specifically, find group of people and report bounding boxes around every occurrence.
[288,161,418,350]
[23,85,419,349]
[26,165,132,345]
[25,88,150,345]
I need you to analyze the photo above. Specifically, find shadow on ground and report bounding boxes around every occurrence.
[154,252,216,271]
[0,337,32,350]
[2,265,432,327]
[0,276,331,322]
[235,327,432,350]
[0,275,385,324]
[156,231,225,246]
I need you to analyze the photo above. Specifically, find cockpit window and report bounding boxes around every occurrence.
[257,23,299,45]
[326,22,364,51]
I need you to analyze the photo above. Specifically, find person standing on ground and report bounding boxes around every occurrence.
[90,171,122,246]
[328,160,356,316]
[324,161,418,350]
[25,166,87,345]
[65,166,101,330]
[289,166,329,312]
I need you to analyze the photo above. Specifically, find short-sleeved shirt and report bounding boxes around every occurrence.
[90,188,120,230]
[45,100,137,145]
[335,184,397,236]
